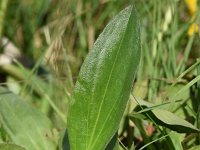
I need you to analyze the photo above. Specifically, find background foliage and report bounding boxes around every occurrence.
[0,0,200,149]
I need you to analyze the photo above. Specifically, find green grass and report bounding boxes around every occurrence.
[0,0,200,149]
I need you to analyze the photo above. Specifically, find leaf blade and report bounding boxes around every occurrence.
[152,109,199,133]
[0,87,56,150]
[130,99,200,133]
[68,5,140,150]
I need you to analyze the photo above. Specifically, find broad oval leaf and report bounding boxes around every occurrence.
[0,87,56,150]
[0,144,26,150]
[67,5,140,150]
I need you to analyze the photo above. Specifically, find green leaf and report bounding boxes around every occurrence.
[169,132,184,150]
[130,99,200,133]
[151,109,199,133]
[0,144,26,150]
[67,5,140,150]
[0,87,56,150]
[168,132,183,150]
